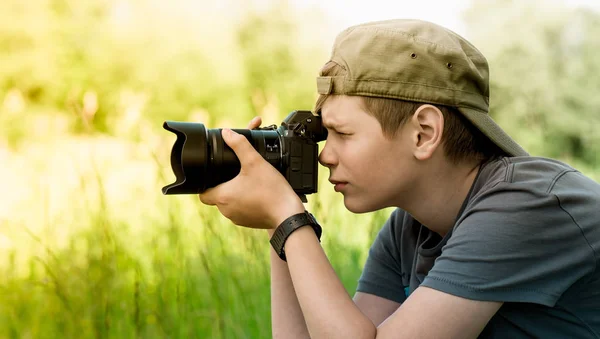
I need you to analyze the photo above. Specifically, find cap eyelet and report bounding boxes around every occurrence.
[446,62,453,69]
[410,53,417,59]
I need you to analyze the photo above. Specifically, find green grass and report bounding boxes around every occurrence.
[0,136,392,338]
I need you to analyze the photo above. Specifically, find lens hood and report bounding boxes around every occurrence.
[162,121,209,194]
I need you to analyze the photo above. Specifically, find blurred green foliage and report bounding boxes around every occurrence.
[0,0,599,338]
[464,0,600,171]
[0,0,326,142]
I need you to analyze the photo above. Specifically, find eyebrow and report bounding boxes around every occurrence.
[322,119,345,130]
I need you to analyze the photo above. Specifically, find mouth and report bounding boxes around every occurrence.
[329,179,348,192]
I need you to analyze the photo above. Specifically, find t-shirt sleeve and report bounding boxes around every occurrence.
[356,209,407,304]
[421,181,596,307]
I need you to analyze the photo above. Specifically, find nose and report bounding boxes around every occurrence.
[318,141,337,168]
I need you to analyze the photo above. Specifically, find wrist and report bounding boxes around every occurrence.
[270,200,305,230]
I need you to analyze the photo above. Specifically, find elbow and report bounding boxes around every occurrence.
[319,318,376,339]
[352,318,377,339]
[364,326,378,339]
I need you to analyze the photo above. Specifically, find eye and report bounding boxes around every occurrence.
[330,128,348,135]
[325,127,352,137]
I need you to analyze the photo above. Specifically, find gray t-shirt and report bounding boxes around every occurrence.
[357,156,600,338]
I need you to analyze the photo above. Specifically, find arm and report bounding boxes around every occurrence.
[354,290,498,336]
[353,292,401,327]
[284,226,502,339]
[269,232,401,336]
[268,229,311,339]
[286,227,377,338]
[269,237,404,337]
[269,232,403,336]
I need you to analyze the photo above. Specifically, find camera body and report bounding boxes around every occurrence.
[162,110,328,202]
[260,110,327,200]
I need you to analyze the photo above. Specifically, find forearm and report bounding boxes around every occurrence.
[285,227,376,339]
[268,230,310,338]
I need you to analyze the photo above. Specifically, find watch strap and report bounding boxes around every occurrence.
[270,211,322,261]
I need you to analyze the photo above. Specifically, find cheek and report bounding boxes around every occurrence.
[344,141,390,181]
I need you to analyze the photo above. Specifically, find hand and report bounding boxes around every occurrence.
[199,116,305,229]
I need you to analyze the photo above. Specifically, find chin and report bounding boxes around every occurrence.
[343,196,382,214]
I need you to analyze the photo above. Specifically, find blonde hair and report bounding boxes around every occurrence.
[313,61,506,164]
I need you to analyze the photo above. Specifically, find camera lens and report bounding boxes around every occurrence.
[162,121,282,195]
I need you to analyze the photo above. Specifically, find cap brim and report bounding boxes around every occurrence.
[458,107,529,157]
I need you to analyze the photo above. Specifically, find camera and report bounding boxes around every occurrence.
[161,110,328,202]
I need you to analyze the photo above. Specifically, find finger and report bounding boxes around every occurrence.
[247,116,262,129]
[199,187,218,206]
[221,128,260,165]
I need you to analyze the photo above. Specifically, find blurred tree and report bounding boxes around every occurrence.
[0,0,131,134]
[234,0,324,125]
[0,0,58,103]
[0,0,327,141]
[463,0,600,167]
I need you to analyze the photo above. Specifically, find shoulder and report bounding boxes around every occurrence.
[467,156,600,218]
[459,157,585,229]
[464,156,599,215]
[505,156,585,188]
[475,156,582,192]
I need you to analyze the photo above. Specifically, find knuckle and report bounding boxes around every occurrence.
[198,194,209,205]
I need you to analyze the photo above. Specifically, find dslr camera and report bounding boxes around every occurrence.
[162,110,328,202]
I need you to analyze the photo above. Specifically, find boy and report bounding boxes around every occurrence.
[199,19,600,338]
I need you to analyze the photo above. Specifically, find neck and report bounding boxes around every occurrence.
[401,158,482,237]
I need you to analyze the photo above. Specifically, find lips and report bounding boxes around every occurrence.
[329,179,348,185]
[329,179,348,192]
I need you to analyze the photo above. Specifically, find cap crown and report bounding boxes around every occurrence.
[317,19,490,112]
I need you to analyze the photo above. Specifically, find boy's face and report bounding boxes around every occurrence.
[319,95,418,213]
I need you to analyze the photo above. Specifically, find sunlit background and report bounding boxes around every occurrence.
[1,0,599,338]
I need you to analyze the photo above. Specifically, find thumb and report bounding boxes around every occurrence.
[222,128,260,165]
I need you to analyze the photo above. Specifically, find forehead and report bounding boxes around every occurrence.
[320,95,365,127]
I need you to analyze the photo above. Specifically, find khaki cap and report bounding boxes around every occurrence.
[317,19,528,157]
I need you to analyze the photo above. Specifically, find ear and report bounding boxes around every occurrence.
[409,104,444,161]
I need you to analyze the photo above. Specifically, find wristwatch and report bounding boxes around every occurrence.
[270,210,322,261]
